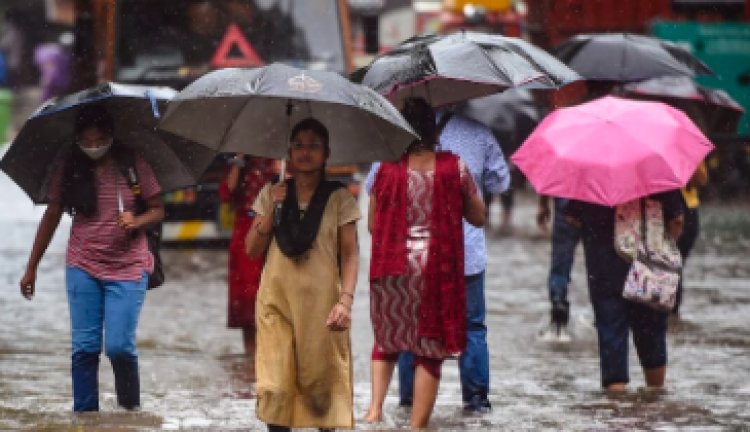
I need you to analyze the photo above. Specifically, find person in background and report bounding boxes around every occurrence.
[534,81,618,340]
[19,107,164,412]
[246,118,360,431]
[34,42,72,102]
[364,98,486,428]
[536,196,580,340]
[182,0,224,65]
[365,109,509,412]
[565,190,683,391]
[219,154,276,356]
[674,161,708,314]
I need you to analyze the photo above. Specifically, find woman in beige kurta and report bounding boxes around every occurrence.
[246,118,361,431]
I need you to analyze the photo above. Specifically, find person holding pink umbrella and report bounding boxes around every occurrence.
[564,192,684,391]
[512,96,713,391]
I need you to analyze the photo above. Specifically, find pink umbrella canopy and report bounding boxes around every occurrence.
[511,96,714,206]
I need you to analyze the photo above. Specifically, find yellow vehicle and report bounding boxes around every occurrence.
[73,0,360,243]
[415,0,523,36]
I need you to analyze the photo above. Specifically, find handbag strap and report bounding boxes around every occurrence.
[640,197,649,254]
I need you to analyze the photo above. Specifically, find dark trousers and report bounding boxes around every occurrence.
[583,244,668,386]
[548,199,581,304]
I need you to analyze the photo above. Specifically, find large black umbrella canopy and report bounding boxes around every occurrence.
[0,82,217,204]
[456,88,546,156]
[158,63,418,165]
[622,76,744,134]
[553,33,714,82]
[356,31,582,109]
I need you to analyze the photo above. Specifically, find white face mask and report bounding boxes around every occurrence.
[79,142,111,160]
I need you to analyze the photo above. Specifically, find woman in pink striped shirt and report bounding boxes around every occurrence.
[19,107,164,412]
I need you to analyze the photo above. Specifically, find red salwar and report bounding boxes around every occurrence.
[219,158,276,328]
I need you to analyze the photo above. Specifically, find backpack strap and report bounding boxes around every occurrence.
[640,197,648,254]
[115,150,147,213]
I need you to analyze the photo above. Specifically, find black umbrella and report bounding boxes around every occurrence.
[456,88,546,156]
[356,31,581,109]
[158,63,418,166]
[553,33,714,82]
[0,82,216,203]
[622,76,744,134]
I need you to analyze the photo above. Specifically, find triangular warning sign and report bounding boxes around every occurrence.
[211,23,264,68]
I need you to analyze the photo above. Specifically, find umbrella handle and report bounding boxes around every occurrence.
[146,90,160,118]
[273,160,287,227]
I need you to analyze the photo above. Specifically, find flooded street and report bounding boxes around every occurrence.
[1,160,749,431]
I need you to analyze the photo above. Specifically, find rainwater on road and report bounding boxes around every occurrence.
[1,156,749,431]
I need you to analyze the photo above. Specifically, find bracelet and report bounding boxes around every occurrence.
[340,292,354,300]
[337,301,351,311]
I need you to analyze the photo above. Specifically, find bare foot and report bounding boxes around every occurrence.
[606,382,627,393]
[363,409,383,423]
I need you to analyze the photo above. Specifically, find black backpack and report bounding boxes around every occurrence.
[117,156,165,289]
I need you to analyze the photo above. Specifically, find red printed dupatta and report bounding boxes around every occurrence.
[370,152,466,354]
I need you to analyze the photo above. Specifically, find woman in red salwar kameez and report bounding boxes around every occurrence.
[219,155,276,356]
[365,98,487,429]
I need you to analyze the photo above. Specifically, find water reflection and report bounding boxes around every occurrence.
[0,170,748,429]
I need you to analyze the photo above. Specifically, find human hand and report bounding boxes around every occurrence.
[118,211,139,231]
[228,154,247,168]
[537,204,551,232]
[667,216,684,241]
[270,182,287,206]
[326,302,351,331]
[565,215,582,228]
[19,270,36,300]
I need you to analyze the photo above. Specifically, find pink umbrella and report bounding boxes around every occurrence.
[511,96,714,206]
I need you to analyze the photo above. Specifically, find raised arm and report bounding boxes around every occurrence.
[460,160,486,227]
[464,190,486,227]
[245,182,286,258]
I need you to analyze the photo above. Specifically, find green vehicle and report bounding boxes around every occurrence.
[651,20,750,194]
[651,20,750,136]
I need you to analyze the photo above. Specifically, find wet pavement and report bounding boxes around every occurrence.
[1,153,749,430]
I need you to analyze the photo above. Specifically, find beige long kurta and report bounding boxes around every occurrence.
[252,184,361,429]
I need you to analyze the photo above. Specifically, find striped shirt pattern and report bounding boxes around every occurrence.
[49,157,161,281]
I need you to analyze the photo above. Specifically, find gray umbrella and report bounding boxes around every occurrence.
[553,33,714,82]
[0,82,217,203]
[355,31,582,109]
[158,63,418,166]
[622,76,744,134]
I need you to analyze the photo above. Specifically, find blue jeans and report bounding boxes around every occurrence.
[399,272,489,403]
[66,266,147,412]
[548,199,581,303]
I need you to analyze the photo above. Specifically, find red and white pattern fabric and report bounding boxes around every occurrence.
[48,157,161,281]
[370,162,474,359]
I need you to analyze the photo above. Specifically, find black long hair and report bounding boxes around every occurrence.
[401,97,437,153]
[60,106,114,217]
